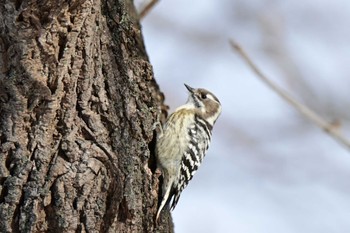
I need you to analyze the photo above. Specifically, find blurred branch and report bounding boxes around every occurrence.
[139,0,159,19]
[229,39,350,151]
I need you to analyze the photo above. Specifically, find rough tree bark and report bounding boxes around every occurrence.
[0,0,173,232]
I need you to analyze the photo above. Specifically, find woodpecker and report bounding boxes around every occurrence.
[156,84,222,221]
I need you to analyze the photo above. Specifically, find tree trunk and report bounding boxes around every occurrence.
[0,0,172,232]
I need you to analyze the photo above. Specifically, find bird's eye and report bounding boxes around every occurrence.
[201,94,207,99]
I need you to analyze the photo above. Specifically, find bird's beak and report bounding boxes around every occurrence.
[184,84,195,93]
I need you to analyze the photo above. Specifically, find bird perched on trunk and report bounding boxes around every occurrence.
[156,84,222,221]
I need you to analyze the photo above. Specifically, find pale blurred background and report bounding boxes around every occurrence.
[137,0,350,232]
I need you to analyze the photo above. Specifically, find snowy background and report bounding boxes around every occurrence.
[137,0,350,232]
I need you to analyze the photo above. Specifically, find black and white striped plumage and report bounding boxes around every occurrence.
[156,84,221,221]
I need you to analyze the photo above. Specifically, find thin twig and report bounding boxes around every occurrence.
[139,0,159,20]
[229,39,350,150]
